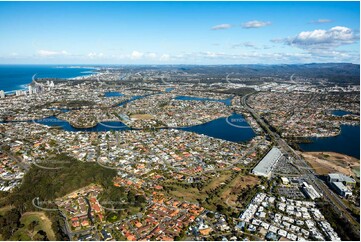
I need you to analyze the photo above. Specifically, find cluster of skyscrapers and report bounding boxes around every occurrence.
[0,80,55,99]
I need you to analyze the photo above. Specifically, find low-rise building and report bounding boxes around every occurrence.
[252,147,282,178]
[330,182,352,198]
[327,173,355,198]
[301,182,321,200]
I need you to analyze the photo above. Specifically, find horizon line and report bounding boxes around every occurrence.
[0,62,359,66]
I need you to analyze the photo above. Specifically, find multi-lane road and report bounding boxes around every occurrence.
[240,92,360,234]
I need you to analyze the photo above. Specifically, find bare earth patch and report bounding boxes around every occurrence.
[130,114,155,120]
[301,151,360,177]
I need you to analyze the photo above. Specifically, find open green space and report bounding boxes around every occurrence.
[10,212,56,241]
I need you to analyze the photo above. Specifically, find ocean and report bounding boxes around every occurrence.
[1,65,359,157]
[0,65,96,93]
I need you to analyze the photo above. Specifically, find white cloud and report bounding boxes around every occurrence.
[3,48,358,64]
[146,52,157,59]
[159,54,170,61]
[242,20,271,29]
[211,24,232,30]
[232,42,258,49]
[276,26,359,49]
[263,45,273,49]
[87,52,104,58]
[130,50,144,60]
[310,19,332,24]
[37,50,69,57]
[200,51,221,58]
[163,49,359,64]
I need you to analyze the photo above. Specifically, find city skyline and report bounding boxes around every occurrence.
[0,1,359,64]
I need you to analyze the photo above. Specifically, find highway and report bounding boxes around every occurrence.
[240,92,360,234]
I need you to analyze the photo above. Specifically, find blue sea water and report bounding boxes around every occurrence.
[0,65,358,152]
[0,65,96,93]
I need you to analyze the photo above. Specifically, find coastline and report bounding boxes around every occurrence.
[5,84,29,94]
[0,65,97,93]
[66,69,99,80]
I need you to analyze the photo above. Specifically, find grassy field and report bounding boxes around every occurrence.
[219,175,259,207]
[301,151,360,177]
[10,212,56,241]
[169,186,207,202]
[165,169,260,215]
[202,171,232,193]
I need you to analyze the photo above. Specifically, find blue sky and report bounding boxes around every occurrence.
[0,1,359,64]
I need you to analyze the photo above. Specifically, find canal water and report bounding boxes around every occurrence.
[29,116,359,157]
[1,113,256,143]
[331,110,353,116]
[104,92,124,97]
[2,93,254,142]
[178,113,256,143]
[299,125,360,159]
[34,117,130,132]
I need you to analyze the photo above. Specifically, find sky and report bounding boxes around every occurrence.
[0,1,359,64]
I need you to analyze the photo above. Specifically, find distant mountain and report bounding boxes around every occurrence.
[89,63,359,84]
[175,63,360,84]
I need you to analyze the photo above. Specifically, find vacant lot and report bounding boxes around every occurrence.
[165,171,261,212]
[169,186,206,202]
[130,114,155,120]
[202,171,232,193]
[301,151,360,177]
[220,175,260,207]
